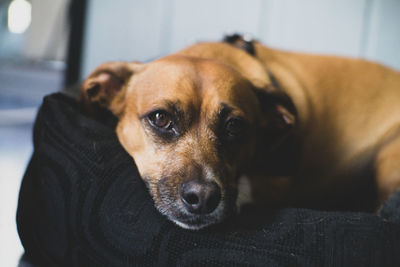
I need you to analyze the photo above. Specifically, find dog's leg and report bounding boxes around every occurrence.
[375,135,400,206]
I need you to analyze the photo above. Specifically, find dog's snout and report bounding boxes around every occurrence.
[180,179,221,214]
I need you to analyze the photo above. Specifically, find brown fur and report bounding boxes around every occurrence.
[80,41,400,228]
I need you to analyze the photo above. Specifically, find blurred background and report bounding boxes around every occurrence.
[0,0,399,265]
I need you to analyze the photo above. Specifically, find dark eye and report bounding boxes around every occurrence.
[154,112,171,128]
[147,110,179,138]
[224,118,246,140]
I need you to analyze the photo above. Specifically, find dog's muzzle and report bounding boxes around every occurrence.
[155,174,237,230]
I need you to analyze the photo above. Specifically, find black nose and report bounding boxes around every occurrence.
[180,179,221,214]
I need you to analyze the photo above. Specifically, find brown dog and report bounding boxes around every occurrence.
[80,39,400,229]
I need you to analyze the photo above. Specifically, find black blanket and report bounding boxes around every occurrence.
[17,93,400,266]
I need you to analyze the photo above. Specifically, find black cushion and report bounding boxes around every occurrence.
[17,93,400,266]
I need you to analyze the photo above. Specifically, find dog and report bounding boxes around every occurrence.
[80,36,400,230]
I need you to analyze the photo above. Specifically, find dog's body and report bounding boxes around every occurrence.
[80,40,400,229]
[251,43,400,210]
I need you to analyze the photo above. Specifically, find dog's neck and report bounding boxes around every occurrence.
[251,127,299,177]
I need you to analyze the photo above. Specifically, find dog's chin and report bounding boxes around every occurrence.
[169,210,225,230]
[158,201,235,230]
[170,216,219,230]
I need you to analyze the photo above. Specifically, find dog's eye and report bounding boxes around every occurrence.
[146,110,180,139]
[224,118,246,140]
[148,111,173,129]
[154,112,171,128]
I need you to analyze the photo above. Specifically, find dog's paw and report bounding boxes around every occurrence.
[236,175,254,212]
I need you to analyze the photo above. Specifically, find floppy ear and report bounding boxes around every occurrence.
[255,88,296,131]
[246,88,297,175]
[80,61,142,116]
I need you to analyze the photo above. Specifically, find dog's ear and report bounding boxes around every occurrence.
[255,88,296,131]
[80,61,142,116]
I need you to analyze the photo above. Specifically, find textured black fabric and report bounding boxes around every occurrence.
[17,93,400,267]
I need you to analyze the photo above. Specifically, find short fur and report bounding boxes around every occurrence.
[80,41,400,229]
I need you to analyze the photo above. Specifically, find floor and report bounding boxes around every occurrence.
[0,62,63,266]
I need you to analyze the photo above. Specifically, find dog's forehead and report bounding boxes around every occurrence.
[130,55,258,116]
[140,55,247,89]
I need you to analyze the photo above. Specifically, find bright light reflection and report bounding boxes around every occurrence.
[8,0,32,34]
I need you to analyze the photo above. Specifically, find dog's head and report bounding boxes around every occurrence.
[80,43,295,229]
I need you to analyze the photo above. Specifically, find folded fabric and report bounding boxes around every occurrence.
[17,93,400,267]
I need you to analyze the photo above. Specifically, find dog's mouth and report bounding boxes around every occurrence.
[142,173,238,229]
[165,200,239,230]
[155,185,238,230]
[168,204,227,230]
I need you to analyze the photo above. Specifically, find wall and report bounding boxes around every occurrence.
[23,0,69,61]
[81,0,400,78]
